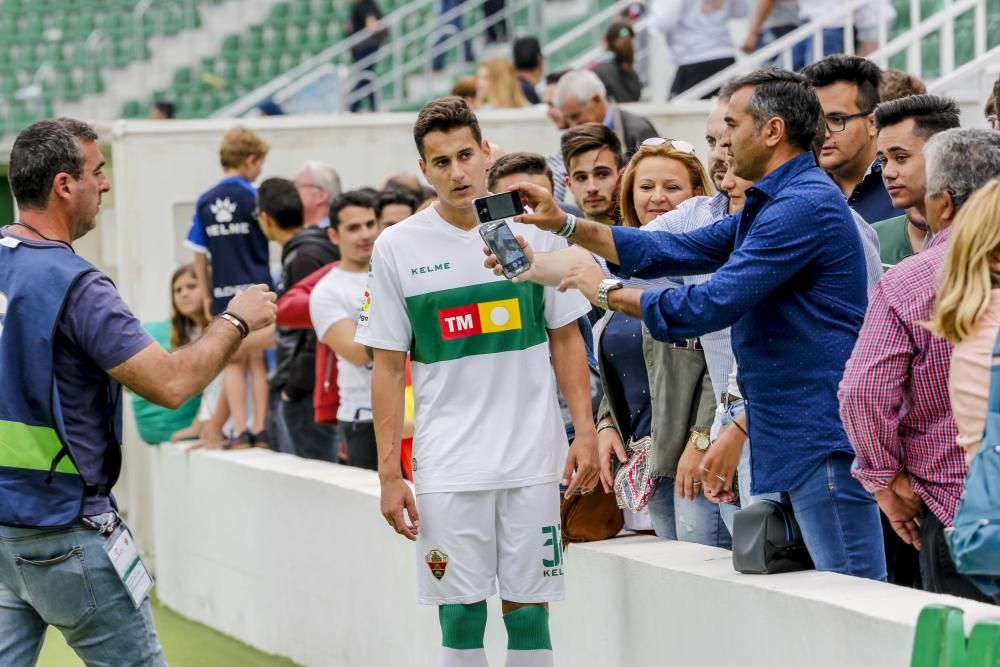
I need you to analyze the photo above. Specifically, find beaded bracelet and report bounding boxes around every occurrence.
[555,213,577,238]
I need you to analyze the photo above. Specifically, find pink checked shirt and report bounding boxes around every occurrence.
[839,227,968,525]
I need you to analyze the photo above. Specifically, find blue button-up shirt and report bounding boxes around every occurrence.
[609,151,868,493]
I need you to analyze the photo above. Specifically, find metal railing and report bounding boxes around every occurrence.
[216,0,635,116]
[675,0,991,101]
[674,0,877,101]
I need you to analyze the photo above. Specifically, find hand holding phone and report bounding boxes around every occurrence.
[475,192,531,279]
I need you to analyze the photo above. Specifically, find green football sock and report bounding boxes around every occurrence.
[439,602,488,665]
[503,606,553,665]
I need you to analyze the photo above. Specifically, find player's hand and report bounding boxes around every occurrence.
[563,428,600,498]
[557,261,604,305]
[381,476,420,540]
[508,182,566,233]
[597,424,627,493]
[226,284,278,331]
[483,234,538,283]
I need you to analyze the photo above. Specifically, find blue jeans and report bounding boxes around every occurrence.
[432,0,475,70]
[648,477,732,549]
[718,399,781,535]
[792,26,844,70]
[783,452,887,581]
[0,515,165,666]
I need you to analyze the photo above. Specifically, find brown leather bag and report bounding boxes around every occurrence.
[560,487,624,546]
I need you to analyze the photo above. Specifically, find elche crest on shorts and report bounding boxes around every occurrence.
[426,548,449,580]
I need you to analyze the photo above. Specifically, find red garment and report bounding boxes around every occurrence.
[839,227,967,525]
[276,263,339,424]
[401,361,413,481]
[278,263,415,480]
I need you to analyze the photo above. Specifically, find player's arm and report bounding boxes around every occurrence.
[372,348,420,540]
[548,322,600,497]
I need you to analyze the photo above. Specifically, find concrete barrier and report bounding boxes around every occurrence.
[145,444,999,667]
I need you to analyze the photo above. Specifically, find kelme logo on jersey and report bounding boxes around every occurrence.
[426,548,449,580]
[438,298,521,340]
[406,281,547,364]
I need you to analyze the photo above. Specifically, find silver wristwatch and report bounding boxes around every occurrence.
[598,278,624,311]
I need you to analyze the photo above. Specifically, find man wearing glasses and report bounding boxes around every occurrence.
[802,55,899,225]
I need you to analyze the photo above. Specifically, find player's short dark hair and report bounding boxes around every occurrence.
[560,123,623,172]
[413,97,483,160]
[374,188,419,219]
[10,118,99,210]
[801,54,883,114]
[546,70,568,86]
[330,189,377,230]
[873,94,961,139]
[258,178,303,230]
[487,152,554,192]
[720,68,821,152]
[512,37,542,71]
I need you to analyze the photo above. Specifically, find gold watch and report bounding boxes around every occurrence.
[689,427,711,452]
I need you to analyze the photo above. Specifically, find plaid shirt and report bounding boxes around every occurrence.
[839,226,968,525]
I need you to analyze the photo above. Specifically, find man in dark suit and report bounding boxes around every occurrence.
[553,69,658,162]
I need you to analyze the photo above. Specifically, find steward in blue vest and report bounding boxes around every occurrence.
[0,235,122,528]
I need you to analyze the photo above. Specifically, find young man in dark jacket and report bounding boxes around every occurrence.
[258,178,340,461]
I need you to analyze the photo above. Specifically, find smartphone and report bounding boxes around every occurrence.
[474,191,525,225]
[480,220,530,279]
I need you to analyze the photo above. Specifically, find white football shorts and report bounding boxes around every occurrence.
[415,482,565,605]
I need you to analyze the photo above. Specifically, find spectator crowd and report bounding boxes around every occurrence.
[5,0,1000,659]
[133,45,1000,603]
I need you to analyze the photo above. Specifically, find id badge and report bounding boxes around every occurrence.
[104,524,153,608]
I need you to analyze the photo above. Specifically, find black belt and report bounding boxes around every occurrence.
[672,337,704,351]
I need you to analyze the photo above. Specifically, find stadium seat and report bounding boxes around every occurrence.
[910,605,966,667]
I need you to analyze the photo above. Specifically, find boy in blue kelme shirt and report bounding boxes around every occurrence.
[186,126,273,446]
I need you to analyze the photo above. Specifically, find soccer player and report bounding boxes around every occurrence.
[356,97,599,666]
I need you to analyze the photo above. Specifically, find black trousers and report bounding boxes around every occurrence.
[344,420,378,471]
[670,56,735,99]
[919,507,995,603]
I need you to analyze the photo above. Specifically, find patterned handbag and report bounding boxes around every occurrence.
[613,436,655,512]
[946,329,1000,596]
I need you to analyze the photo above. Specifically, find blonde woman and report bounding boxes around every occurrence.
[926,179,1000,464]
[475,57,528,109]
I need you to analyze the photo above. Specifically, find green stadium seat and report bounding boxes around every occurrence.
[910,605,966,667]
[268,2,291,29]
[172,66,196,93]
[967,619,1000,666]
[120,99,143,118]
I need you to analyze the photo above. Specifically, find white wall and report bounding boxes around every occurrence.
[147,444,998,667]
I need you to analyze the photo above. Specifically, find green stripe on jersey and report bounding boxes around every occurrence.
[405,280,547,364]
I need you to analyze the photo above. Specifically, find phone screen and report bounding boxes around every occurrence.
[480,221,529,277]
[475,192,525,224]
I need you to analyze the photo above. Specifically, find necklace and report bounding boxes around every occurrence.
[8,221,75,253]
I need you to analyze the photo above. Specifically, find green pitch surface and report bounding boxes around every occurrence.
[37,595,298,667]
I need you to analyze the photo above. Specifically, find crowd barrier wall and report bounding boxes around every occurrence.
[146,444,999,667]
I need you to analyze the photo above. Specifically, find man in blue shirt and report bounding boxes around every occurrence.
[506,68,886,580]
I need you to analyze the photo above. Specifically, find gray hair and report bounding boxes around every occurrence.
[304,160,341,199]
[553,69,607,108]
[10,118,98,210]
[925,128,1000,209]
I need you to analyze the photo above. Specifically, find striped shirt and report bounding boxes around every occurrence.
[839,226,967,525]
